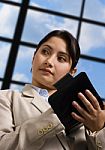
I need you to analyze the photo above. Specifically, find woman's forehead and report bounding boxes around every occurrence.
[41,37,70,54]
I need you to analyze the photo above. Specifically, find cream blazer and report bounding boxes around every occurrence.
[0,84,105,150]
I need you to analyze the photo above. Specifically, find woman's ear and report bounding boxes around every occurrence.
[69,67,77,77]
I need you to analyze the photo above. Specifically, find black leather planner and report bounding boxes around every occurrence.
[48,72,104,132]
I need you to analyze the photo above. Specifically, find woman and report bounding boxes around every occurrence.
[0,30,105,150]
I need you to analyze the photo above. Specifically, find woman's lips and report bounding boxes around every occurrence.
[40,68,53,75]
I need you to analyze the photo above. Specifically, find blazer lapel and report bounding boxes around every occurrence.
[22,84,51,113]
[31,94,50,113]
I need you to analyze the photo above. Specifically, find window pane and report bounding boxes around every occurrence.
[77,58,105,98]
[0,42,11,77]
[79,23,105,59]
[22,10,78,43]
[12,46,35,83]
[84,0,105,22]
[10,83,24,91]
[29,0,82,16]
[0,3,20,38]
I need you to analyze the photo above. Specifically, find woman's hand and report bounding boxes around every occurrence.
[71,89,105,132]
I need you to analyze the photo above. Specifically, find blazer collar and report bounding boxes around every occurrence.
[22,84,37,97]
[22,84,51,113]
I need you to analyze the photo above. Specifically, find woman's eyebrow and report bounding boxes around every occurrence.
[43,44,69,57]
[59,52,69,57]
[43,44,52,49]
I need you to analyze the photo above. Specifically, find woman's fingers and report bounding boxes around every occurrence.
[85,89,101,110]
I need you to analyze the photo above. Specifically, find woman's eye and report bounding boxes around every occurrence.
[58,56,67,62]
[42,49,50,55]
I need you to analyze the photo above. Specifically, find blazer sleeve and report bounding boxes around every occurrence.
[86,101,105,150]
[85,127,105,150]
[0,90,64,150]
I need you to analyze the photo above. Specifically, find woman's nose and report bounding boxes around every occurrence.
[44,56,55,67]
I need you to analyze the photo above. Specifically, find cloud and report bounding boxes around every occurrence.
[0,0,105,88]
[22,0,105,55]
[50,0,81,15]
[22,9,79,45]
[12,72,29,82]
[79,24,105,52]
[84,0,105,22]
[0,0,105,54]
[17,46,34,60]
[44,17,78,37]
[12,47,34,82]
[0,4,19,37]
[30,0,81,15]
[78,0,105,53]
[0,43,10,76]
[10,84,24,91]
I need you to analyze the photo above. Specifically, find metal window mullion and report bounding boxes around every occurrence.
[1,0,29,89]
[76,0,86,41]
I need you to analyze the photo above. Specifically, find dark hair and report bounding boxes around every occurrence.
[36,30,80,69]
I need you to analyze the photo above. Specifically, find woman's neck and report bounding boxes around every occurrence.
[31,82,57,96]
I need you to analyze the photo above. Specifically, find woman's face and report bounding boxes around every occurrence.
[32,36,76,91]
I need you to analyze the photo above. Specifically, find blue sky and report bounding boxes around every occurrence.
[0,0,105,98]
